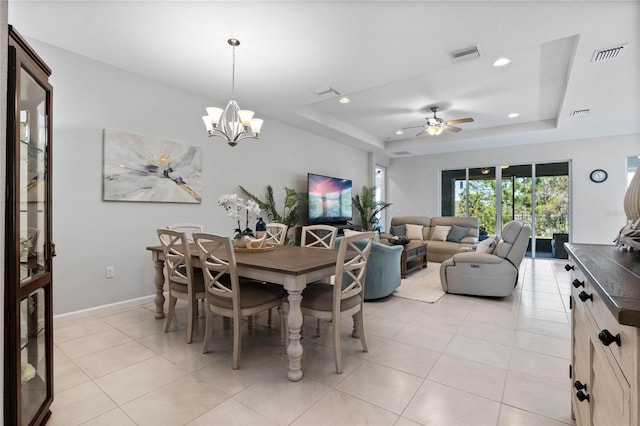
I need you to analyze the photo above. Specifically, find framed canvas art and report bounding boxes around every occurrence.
[103,130,202,203]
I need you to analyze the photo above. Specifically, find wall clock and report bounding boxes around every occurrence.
[590,169,608,183]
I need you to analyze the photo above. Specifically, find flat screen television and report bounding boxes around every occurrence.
[307,173,353,225]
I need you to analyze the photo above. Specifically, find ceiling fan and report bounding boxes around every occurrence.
[404,106,474,136]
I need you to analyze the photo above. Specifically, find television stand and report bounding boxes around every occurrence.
[334,223,362,235]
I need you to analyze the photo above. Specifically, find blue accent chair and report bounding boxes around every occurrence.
[335,237,403,300]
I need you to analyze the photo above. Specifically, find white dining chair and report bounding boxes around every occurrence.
[283,231,375,373]
[300,224,338,249]
[193,232,286,369]
[167,223,204,242]
[156,228,206,344]
[265,222,288,245]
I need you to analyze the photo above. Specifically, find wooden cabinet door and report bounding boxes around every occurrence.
[5,26,54,426]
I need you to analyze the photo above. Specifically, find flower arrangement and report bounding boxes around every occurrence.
[218,193,262,239]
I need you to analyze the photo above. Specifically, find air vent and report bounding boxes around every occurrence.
[313,87,341,97]
[450,44,483,63]
[591,44,626,62]
[570,109,590,117]
[393,151,412,156]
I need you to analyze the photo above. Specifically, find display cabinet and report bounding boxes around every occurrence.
[5,25,54,425]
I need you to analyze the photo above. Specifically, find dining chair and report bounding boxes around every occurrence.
[300,224,339,335]
[300,224,338,249]
[167,223,204,242]
[193,232,286,370]
[156,228,206,344]
[283,231,375,374]
[265,222,288,245]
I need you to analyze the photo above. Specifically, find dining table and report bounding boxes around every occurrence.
[146,243,343,381]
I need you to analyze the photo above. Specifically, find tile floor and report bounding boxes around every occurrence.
[50,258,575,425]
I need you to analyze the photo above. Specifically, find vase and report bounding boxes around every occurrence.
[624,167,640,222]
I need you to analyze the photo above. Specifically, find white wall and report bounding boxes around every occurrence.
[387,133,640,244]
[29,40,370,315]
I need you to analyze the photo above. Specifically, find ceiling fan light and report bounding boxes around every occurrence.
[427,126,444,136]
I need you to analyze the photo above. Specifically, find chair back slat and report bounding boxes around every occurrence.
[193,233,239,305]
[157,229,192,285]
[333,232,375,304]
[301,225,338,249]
[265,223,288,245]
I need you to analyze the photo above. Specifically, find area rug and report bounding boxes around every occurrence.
[393,262,445,303]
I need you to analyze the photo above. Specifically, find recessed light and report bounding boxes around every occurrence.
[493,57,511,67]
[508,112,519,118]
[395,130,404,135]
[338,97,350,104]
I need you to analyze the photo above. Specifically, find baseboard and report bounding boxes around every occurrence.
[53,293,165,320]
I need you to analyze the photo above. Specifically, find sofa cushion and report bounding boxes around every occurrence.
[431,225,451,241]
[446,225,469,242]
[405,224,423,240]
[390,224,406,237]
[476,235,499,253]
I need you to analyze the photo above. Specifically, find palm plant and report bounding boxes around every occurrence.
[352,186,392,232]
[239,185,305,245]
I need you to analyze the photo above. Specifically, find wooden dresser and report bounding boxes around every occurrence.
[565,244,640,426]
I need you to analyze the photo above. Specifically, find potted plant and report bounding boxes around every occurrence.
[239,185,305,245]
[352,186,392,232]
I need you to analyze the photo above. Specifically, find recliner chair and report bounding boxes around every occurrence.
[439,220,531,297]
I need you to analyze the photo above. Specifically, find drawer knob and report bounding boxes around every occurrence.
[565,264,574,271]
[578,291,593,302]
[576,390,590,402]
[572,279,585,288]
[598,329,621,347]
[574,381,587,391]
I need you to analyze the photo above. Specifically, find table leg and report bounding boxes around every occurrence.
[153,259,166,319]
[285,289,304,381]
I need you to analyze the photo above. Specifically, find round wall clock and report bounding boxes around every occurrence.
[590,169,608,183]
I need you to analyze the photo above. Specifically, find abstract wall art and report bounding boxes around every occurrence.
[103,130,202,203]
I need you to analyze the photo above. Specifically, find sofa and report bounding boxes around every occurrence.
[439,220,531,297]
[382,216,479,263]
[335,236,404,300]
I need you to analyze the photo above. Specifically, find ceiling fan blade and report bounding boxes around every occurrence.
[415,129,427,137]
[445,117,474,125]
[402,125,426,130]
[445,125,462,133]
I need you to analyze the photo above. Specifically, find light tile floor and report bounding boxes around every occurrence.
[50,258,575,425]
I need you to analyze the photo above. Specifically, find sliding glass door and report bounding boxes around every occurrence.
[442,161,570,258]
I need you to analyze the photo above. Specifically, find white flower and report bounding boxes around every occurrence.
[218,193,262,228]
[246,199,261,220]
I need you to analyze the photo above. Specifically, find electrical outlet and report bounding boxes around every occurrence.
[105,266,115,278]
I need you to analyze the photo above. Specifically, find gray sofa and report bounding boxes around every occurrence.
[382,216,479,263]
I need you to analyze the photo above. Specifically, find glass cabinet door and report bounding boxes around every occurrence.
[6,26,54,426]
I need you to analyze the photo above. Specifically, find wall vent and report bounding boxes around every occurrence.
[313,87,341,97]
[591,44,626,62]
[450,44,483,63]
[570,109,590,117]
[393,151,412,156]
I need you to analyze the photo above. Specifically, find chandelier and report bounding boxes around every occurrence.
[202,38,263,147]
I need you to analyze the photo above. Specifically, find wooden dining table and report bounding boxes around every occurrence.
[146,243,343,381]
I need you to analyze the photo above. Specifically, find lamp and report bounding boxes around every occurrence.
[202,38,263,147]
[426,123,445,136]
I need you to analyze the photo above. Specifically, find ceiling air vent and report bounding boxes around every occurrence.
[393,151,412,156]
[591,44,626,62]
[570,109,590,117]
[450,44,483,63]
[313,87,341,97]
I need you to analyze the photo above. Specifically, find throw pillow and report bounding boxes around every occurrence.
[446,225,469,242]
[390,224,406,237]
[476,235,499,253]
[405,224,424,240]
[431,225,451,241]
